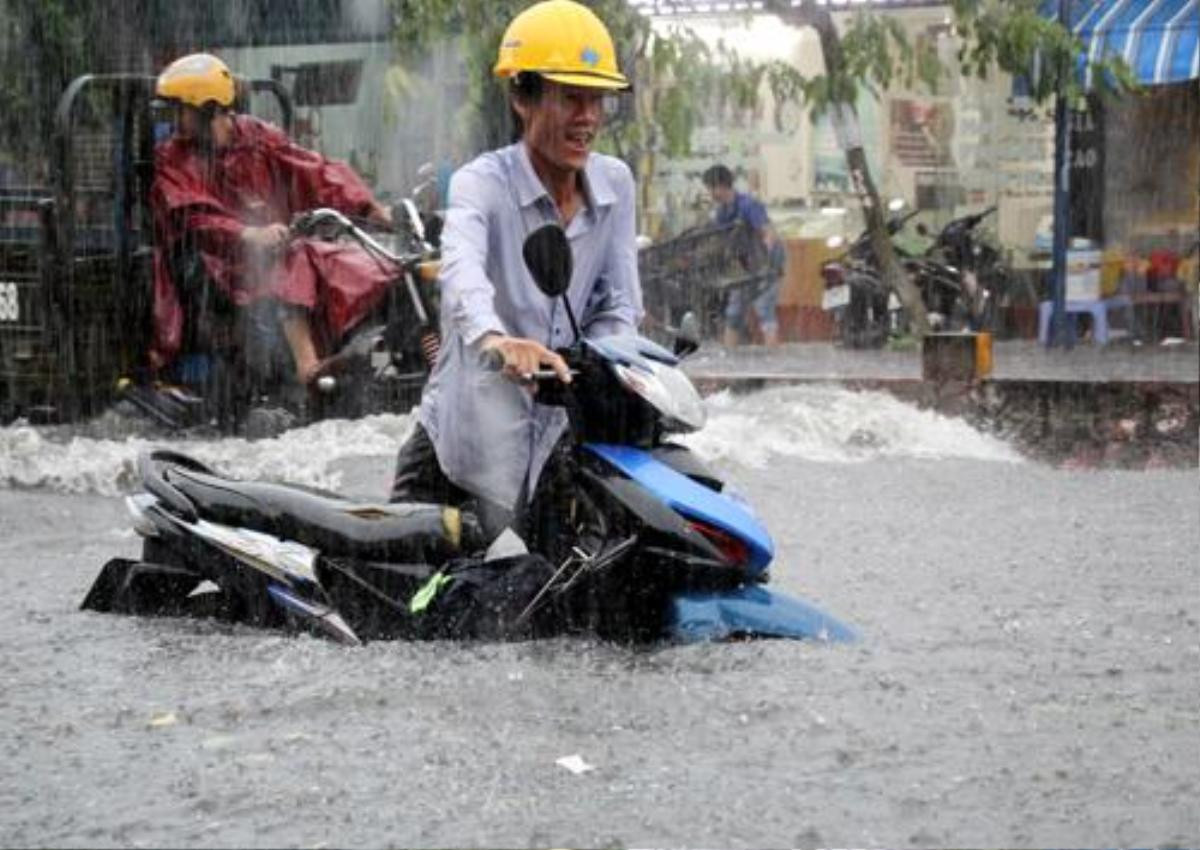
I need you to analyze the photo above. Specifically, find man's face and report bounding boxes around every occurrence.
[708,183,735,207]
[516,81,611,178]
[175,105,234,149]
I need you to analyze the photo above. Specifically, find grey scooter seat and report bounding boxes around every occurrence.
[148,457,477,564]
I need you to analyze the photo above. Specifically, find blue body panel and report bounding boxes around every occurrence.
[583,442,774,571]
[668,585,858,643]
[580,334,855,644]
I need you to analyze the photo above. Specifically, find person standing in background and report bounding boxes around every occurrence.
[702,164,785,348]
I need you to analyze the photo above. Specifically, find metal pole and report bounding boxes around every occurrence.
[1048,0,1073,347]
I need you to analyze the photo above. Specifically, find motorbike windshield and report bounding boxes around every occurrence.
[588,335,706,433]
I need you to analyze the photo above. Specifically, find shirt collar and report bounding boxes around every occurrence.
[511,141,617,211]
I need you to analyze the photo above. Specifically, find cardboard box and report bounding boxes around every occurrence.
[780,238,839,308]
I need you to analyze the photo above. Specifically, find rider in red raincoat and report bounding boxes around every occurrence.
[149,52,394,384]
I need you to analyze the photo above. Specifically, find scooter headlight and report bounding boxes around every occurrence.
[612,359,707,433]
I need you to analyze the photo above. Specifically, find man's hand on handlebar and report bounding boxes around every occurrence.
[368,202,394,229]
[241,223,289,253]
[480,334,572,385]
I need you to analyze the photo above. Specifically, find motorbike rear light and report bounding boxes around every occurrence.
[688,520,750,568]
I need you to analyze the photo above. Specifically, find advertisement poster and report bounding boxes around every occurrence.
[889,98,955,168]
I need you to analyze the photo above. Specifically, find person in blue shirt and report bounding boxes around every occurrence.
[702,164,785,348]
[387,0,643,551]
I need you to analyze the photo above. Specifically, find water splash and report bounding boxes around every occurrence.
[0,413,415,496]
[681,385,1023,467]
[0,385,1019,496]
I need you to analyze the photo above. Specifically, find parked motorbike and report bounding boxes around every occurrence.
[820,209,917,348]
[914,205,1011,332]
[821,205,1017,344]
[120,201,441,432]
[82,225,856,646]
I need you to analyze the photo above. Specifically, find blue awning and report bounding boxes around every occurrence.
[1061,0,1199,85]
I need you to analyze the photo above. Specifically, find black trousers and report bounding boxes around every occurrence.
[388,424,576,560]
[168,242,290,387]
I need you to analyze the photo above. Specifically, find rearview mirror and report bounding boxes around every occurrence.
[674,311,701,357]
[522,224,573,298]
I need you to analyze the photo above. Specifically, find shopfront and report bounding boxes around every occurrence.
[1049,0,1199,341]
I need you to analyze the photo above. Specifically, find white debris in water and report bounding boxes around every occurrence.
[148,711,178,728]
[0,385,1020,496]
[555,754,595,774]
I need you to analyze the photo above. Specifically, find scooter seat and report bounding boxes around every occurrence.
[161,465,478,563]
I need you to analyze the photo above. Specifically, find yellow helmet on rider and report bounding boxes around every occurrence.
[493,0,629,91]
[155,53,236,110]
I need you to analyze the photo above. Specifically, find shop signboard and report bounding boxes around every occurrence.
[1068,96,1105,242]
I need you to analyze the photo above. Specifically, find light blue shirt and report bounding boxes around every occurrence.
[417,141,643,509]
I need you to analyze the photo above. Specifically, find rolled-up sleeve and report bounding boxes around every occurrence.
[439,166,507,346]
[583,161,644,338]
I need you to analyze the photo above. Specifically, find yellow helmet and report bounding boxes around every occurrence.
[494,0,629,90]
[155,53,235,109]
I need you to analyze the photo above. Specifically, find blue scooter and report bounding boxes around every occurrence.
[475,224,855,644]
[81,226,854,646]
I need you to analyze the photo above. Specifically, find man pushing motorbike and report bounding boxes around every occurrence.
[388,0,643,554]
[149,52,394,388]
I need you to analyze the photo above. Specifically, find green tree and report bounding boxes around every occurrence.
[0,0,151,182]
[0,0,90,181]
[387,0,775,235]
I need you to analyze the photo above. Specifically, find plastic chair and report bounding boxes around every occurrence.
[1038,296,1132,345]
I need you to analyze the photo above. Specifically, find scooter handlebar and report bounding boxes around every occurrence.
[478,346,578,385]
[962,205,998,230]
[290,207,352,237]
[291,207,432,266]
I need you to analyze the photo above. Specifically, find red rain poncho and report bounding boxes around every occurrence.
[148,114,393,370]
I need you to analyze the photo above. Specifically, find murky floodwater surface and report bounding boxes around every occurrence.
[1,386,1196,847]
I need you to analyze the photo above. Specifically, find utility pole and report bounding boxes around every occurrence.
[1047,0,1073,347]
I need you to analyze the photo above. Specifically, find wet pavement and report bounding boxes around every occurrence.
[684,339,1200,384]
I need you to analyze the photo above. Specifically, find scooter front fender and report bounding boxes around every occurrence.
[668,584,857,644]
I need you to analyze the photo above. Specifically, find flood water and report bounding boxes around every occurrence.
[1,385,1197,847]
